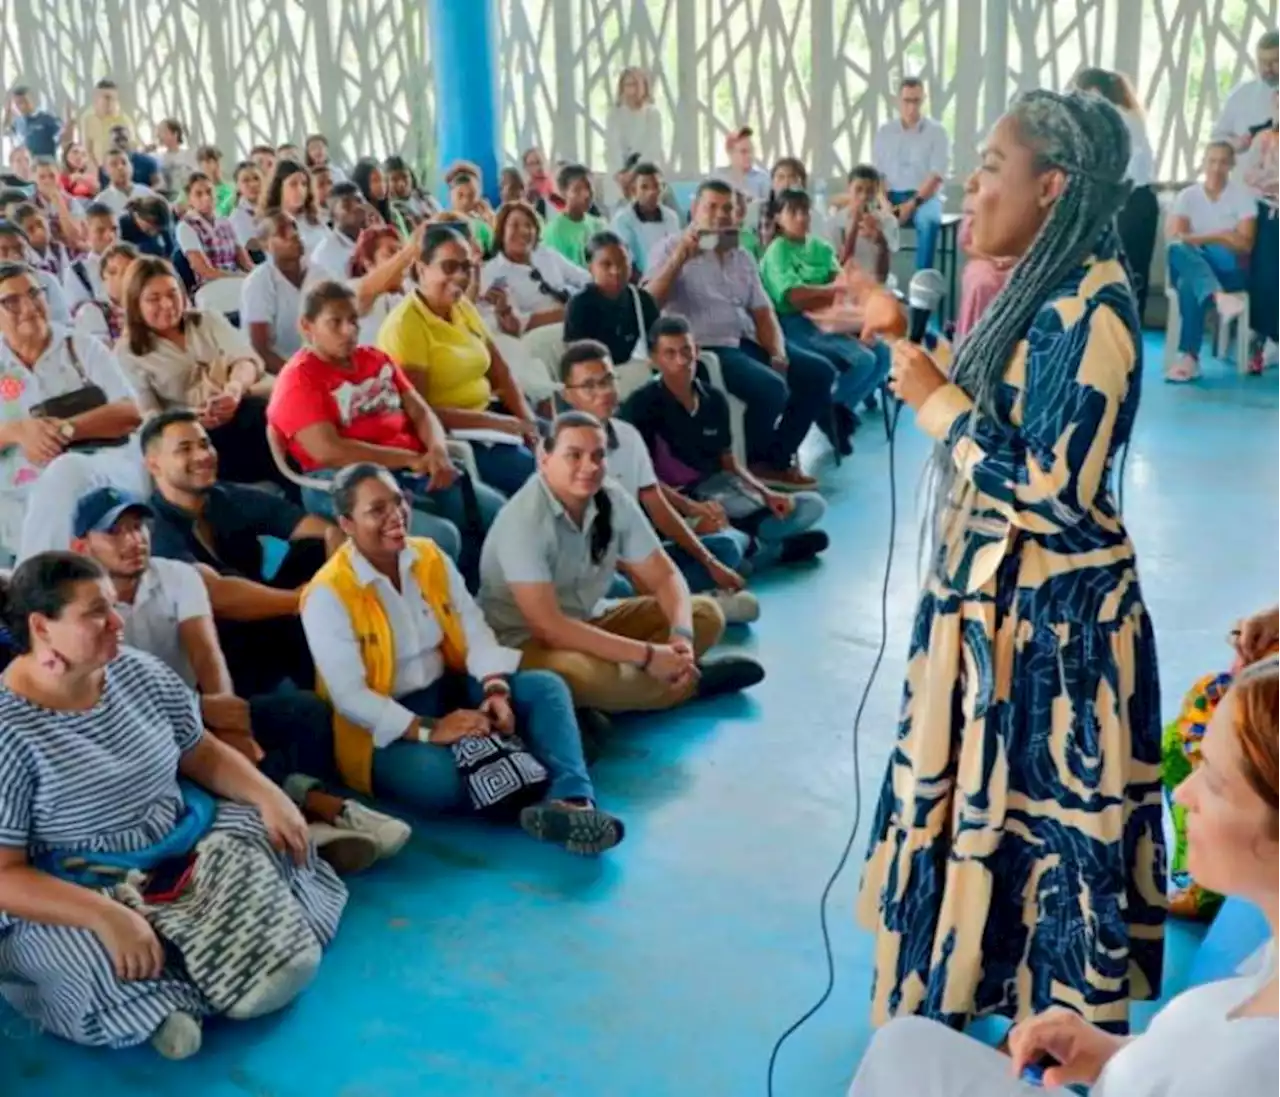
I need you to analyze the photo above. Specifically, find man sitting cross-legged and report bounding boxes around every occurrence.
[141,408,343,700]
[557,339,759,626]
[70,485,410,873]
[620,315,829,573]
[478,410,764,718]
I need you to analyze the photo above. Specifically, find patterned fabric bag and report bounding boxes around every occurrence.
[451,734,548,819]
[114,830,320,1014]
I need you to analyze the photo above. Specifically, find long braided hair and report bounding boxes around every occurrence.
[925,88,1134,577]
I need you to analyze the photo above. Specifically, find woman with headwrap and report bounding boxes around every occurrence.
[857,90,1165,1035]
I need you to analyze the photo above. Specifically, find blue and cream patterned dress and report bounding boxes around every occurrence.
[0,648,347,1048]
[857,250,1166,1033]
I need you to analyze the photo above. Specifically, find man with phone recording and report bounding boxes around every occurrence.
[644,179,835,491]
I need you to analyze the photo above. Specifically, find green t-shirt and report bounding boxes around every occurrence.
[213,181,237,219]
[541,212,607,267]
[469,217,494,255]
[740,228,762,262]
[760,234,840,315]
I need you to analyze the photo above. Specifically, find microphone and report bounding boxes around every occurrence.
[906,269,946,344]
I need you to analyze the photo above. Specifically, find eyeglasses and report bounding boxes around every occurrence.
[564,373,618,393]
[0,286,43,316]
[436,258,476,278]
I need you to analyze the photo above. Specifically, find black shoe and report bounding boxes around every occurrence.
[863,392,879,413]
[777,529,830,565]
[821,404,856,457]
[519,801,625,855]
[695,655,765,700]
[576,707,611,766]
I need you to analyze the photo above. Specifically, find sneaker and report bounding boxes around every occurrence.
[710,587,761,625]
[695,655,765,699]
[519,800,625,855]
[336,801,412,861]
[226,943,322,1021]
[749,462,819,492]
[151,1012,202,1061]
[777,529,830,566]
[308,821,380,875]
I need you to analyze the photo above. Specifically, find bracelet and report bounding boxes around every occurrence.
[483,678,511,697]
[639,642,654,671]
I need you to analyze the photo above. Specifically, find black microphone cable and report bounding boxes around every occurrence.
[764,394,903,1097]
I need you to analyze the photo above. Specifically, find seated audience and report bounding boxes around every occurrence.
[0,550,346,1058]
[311,164,334,219]
[478,410,764,715]
[196,144,236,216]
[249,143,277,181]
[31,157,83,254]
[873,76,949,270]
[117,196,178,260]
[848,655,1279,1097]
[116,257,285,490]
[521,146,564,215]
[61,201,117,313]
[1166,140,1258,381]
[5,85,62,159]
[831,164,899,282]
[301,462,625,854]
[716,126,770,202]
[385,154,438,228]
[376,226,538,496]
[96,147,158,216]
[241,211,328,370]
[480,201,591,405]
[351,157,406,237]
[347,222,421,344]
[646,179,831,489]
[542,164,608,267]
[277,143,303,166]
[0,259,140,553]
[305,133,344,183]
[956,212,1011,338]
[176,172,254,286]
[0,223,70,326]
[141,409,341,697]
[12,202,68,281]
[58,142,99,199]
[622,315,828,571]
[610,162,681,274]
[563,230,659,396]
[71,485,410,873]
[444,164,495,252]
[80,241,137,342]
[259,159,328,255]
[559,341,758,624]
[752,158,830,243]
[499,167,526,206]
[3,145,31,185]
[760,189,891,454]
[107,124,161,189]
[155,118,198,196]
[267,281,504,579]
[310,181,368,277]
[228,160,264,248]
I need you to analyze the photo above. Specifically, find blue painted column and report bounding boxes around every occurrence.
[428,0,501,203]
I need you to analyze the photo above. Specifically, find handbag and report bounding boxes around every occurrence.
[688,469,769,525]
[28,335,127,449]
[451,733,549,819]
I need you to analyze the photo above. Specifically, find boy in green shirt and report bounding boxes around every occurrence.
[541,163,606,267]
[760,189,890,454]
[198,145,237,218]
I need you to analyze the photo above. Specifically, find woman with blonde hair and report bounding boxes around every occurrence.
[607,66,665,202]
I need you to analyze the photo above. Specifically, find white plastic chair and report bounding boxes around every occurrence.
[194,276,248,315]
[698,350,748,465]
[267,426,482,494]
[1164,252,1251,376]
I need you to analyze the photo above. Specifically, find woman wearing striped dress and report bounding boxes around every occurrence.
[0,552,347,1058]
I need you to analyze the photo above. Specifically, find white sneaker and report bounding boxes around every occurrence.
[151,1011,202,1060]
[308,821,380,875]
[336,801,412,860]
[710,588,760,625]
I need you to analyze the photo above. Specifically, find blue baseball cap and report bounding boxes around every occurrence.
[73,486,153,538]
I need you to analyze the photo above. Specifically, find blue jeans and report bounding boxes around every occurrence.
[748,489,827,570]
[370,671,594,811]
[780,312,892,411]
[609,528,750,597]
[888,189,943,270]
[301,467,503,585]
[470,441,535,497]
[707,338,836,467]
[1168,240,1248,356]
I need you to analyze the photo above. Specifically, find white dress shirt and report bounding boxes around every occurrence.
[480,247,592,323]
[310,228,358,278]
[1121,109,1157,188]
[31,269,70,326]
[228,202,259,249]
[118,557,212,687]
[605,417,658,498]
[301,542,522,747]
[872,117,950,193]
[1213,78,1278,142]
[296,218,329,256]
[97,183,158,219]
[62,251,106,313]
[238,260,327,361]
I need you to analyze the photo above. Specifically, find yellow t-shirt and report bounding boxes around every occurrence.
[375,292,493,411]
[80,110,138,165]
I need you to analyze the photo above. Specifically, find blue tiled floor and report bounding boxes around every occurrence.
[2,337,1275,1096]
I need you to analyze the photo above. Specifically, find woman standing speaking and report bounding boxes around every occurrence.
[858,90,1165,1034]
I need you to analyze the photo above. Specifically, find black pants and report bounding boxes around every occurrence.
[1250,202,1278,342]
[207,393,299,500]
[217,539,327,697]
[251,689,337,787]
[1116,184,1159,324]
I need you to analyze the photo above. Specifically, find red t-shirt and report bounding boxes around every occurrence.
[267,346,424,472]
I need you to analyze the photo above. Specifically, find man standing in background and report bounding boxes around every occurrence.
[873,76,949,270]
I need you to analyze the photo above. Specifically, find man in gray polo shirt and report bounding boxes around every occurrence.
[478,410,763,714]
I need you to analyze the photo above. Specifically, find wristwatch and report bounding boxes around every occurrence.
[671,625,696,643]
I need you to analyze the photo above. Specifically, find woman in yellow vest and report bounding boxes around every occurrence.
[299,463,624,855]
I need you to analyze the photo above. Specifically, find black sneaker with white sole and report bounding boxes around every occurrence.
[695,655,765,700]
[519,801,625,855]
[777,529,830,566]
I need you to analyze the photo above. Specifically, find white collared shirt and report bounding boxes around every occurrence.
[1120,109,1156,188]
[605,417,657,498]
[97,183,158,219]
[1213,77,1278,143]
[228,202,259,249]
[301,541,522,747]
[872,116,950,193]
[117,557,212,687]
[0,324,138,493]
[62,251,106,313]
[239,259,327,361]
[310,228,357,278]
[480,247,592,321]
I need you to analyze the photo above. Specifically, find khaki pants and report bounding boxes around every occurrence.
[520,595,725,712]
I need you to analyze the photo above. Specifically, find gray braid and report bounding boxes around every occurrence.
[924,88,1133,578]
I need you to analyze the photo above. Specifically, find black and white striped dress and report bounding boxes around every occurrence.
[0,648,347,1048]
